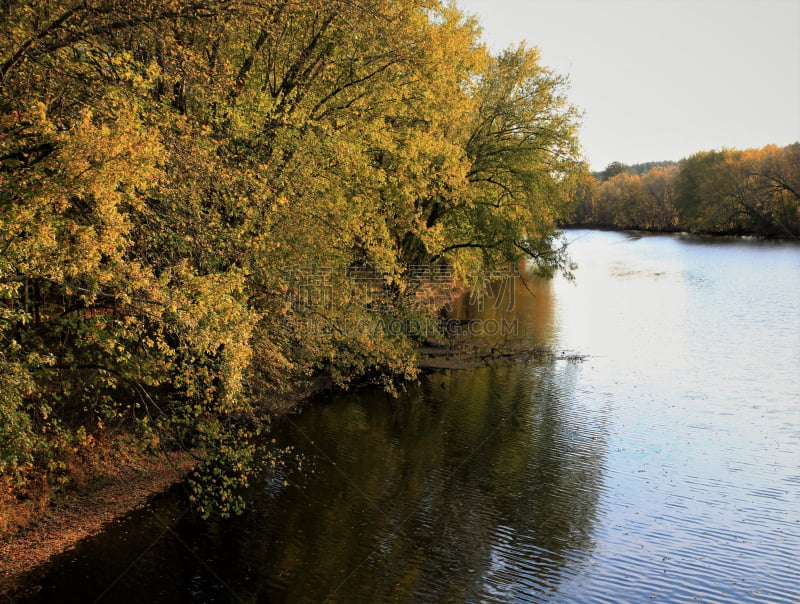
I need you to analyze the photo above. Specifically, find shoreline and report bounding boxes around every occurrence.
[560,224,800,240]
[0,450,195,599]
[0,340,570,598]
[0,376,334,599]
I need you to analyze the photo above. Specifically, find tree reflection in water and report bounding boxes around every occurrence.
[21,271,608,604]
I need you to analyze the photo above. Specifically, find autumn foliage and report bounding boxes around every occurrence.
[0,1,585,514]
[573,144,800,237]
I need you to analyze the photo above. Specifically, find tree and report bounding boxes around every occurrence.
[641,165,678,230]
[735,145,800,237]
[438,43,586,278]
[674,145,799,236]
[598,161,630,181]
[0,0,589,516]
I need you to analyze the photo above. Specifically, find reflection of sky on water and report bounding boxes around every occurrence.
[547,230,800,602]
[18,230,800,603]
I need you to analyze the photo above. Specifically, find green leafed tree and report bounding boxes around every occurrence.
[436,43,586,279]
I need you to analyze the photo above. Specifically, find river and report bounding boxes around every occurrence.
[16,230,800,603]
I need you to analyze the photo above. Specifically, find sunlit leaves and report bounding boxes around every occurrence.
[0,0,587,516]
[673,145,800,235]
[576,144,799,236]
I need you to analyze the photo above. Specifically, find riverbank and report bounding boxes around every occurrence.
[561,223,800,240]
[0,374,338,599]
[418,335,585,370]
[0,443,195,599]
[0,337,572,598]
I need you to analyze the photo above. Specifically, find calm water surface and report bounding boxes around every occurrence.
[16,230,800,603]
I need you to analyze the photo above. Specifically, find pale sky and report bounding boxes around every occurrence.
[456,0,800,171]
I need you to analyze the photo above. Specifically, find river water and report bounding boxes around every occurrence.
[17,230,800,603]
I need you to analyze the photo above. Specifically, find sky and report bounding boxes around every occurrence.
[456,0,800,171]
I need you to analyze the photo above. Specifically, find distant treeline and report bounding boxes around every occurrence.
[593,160,678,181]
[571,144,800,237]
